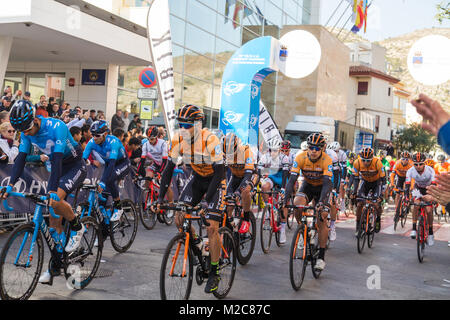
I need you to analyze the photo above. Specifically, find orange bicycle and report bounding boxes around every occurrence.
[159,202,236,300]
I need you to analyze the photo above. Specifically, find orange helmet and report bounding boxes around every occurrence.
[307,133,326,148]
[360,147,374,160]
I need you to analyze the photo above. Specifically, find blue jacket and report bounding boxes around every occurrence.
[438,121,450,155]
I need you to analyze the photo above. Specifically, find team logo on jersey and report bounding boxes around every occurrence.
[328,165,333,172]
[293,161,298,168]
[246,157,252,164]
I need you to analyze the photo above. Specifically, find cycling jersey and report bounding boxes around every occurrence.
[141,138,168,165]
[346,159,355,176]
[406,165,435,189]
[353,157,385,183]
[291,151,333,186]
[83,135,127,162]
[390,159,413,183]
[226,144,255,178]
[434,162,449,175]
[168,128,222,177]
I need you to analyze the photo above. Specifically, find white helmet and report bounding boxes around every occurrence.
[267,138,281,150]
[301,141,308,151]
[328,141,341,151]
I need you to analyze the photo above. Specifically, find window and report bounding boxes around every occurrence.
[388,87,391,96]
[375,115,380,133]
[358,81,368,95]
[387,117,391,127]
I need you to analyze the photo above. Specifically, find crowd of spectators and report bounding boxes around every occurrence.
[0,87,163,171]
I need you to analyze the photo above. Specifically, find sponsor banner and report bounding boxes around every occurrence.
[147,0,177,140]
[259,101,283,146]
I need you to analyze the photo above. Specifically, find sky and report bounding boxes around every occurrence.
[320,0,450,42]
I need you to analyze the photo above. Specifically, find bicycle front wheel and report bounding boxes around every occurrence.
[0,223,44,300]
[400,204,408,228]
[289,225,308,291]
[139,193,158,230]
[213,227,237,299]
[287,208,295,229]
[110,199,138,253]
[64,216,103,290]
[417,216,425,263]
[236,212,256,266]
[160,233,193,300]
[260,206,273,254]
[357,210,367,254]
[367,211,376,249]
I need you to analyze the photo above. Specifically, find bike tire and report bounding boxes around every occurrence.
[287,208,295,229]
[274,208,281,247]
[400,205,408,228]
[367,210,375,249]
[139,192,158,230]
[393,200,401,231]
[213,227,237,299]
[160,233,193,300]
[357,210,367,254]
[110,199,138,253]
[63,216,103,290]
[310,231,322,279]
[236,212,256,266]
[0,222,44,300]
[417,216,425,263]
[289,225,308,291]
[260,206,273,254]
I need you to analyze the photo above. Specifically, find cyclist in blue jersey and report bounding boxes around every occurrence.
[1,100,87,282]
[83,120,131,222]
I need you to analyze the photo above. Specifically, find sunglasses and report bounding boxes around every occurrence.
[308,146,321,152]
[178,122,194,129]
[362,158,373,163]
[93,134,103,138]
[414,162,425,166]
[7,130,15,134]
[401,158,409,161]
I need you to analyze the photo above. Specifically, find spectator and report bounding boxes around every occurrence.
[67,108,89,129]
[386,142,394,157]
[36,100,49,117]
[127,137,142,167]
[70,126,82,143]
[23,91,31,101]
[113,128,125,143]
[97,112,106,120]
[86,109,97,127]
[3,86,11,96]
[61,101,69,112]
[49,103,61,118]
[81,124,92,142]
[128,114,140,132]
[0,122,19,164]
[111,109,125,132]
[122,111,130,132]
[0,95,12,112]
[35,95,46,109]
[0,111,9,124]
[411,93,450,155]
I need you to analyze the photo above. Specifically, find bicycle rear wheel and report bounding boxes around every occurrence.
[417,216,425,263]
[110,199,138,253]
[260,206,273,254]
[289,225,308,291]
[357,210,367,254]
[64,216,103,290]
[160,233,193,300]
[393,199,401,231]
[213,227,237,299]
[310,231,322,279]
[274,208,281,247]
[0,223,44,300]
[236,212,256,266]
[400,204,408,228]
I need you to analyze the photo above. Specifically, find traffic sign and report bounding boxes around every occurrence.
[139,67,157,88]
[138,88,158,100]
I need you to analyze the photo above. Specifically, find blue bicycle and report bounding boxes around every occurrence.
[75,184,138,253]
[0,191,103,300]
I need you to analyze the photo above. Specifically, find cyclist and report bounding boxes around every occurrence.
[222,132,257,234]
[82,120,131,222]
[258,138,292,244]
[345,151,357,211]
[405,152,436,245]
[352,147,386,236]
[283,132,333,271]
[434,154,449,175]
[1,100,87,283]
[137,126,173,204]
[154,104,226,294]
[390,151,413,217]
[324,142,340,241]
[378,150,391,202]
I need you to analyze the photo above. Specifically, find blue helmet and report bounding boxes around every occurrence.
[10,100,35,132]
[90,120,109,135]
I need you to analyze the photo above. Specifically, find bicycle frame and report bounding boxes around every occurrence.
[291,206,317,261]
[79,187,111,225]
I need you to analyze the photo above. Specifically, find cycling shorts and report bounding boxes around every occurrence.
[59,159,87,195]
[296,181,323,204]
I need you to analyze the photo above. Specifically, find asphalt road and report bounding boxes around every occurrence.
[0,203,449,300]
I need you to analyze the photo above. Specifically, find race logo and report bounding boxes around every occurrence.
[222,111,245,126]
[251,83,259,99]
[223,81,247,96]
[249,114,258,128]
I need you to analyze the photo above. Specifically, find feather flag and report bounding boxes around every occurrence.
[225,0,236,23]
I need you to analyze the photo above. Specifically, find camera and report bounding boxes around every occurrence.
[69,109,78,118]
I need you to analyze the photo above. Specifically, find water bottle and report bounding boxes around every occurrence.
[309,229,316,245]
[202,238,210,256]
[45,160,51,172]
[49,228,63,253]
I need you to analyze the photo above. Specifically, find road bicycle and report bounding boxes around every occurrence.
[159,202,236,300]
[0,191,102,300]
[287,204,325,291]
[356,194,379,254]
[415,199,433,263]
[133,175,174,230]
[223,194,256,265]
[75,184,138,253]
[393,188,410,231]
[258,190,282,253]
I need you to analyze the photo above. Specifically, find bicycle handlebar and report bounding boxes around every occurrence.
[1,191,61,218]
[159,202,210,227]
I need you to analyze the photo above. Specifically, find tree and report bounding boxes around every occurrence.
[393,123,437,153]
[436,1,450,24]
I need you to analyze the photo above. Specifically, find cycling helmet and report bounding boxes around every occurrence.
[348,151,357,160]
[281,140,291,151]
[437,154,446,162]
[147,126,158,138]
[306,133,326,148]
[400,151,410,159]
[177,104,204,123]
[328,141,341,151]
[222,132,240,154]
[412,152,426,163]
[360,147,374,160]
[301,141,308,151]
[378,150,387,157]
[267,138,281,150]
[90,120,109,135]
[9,99,35,132]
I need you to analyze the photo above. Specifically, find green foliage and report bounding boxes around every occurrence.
[393,123,437,153]
[436,2,450,23]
